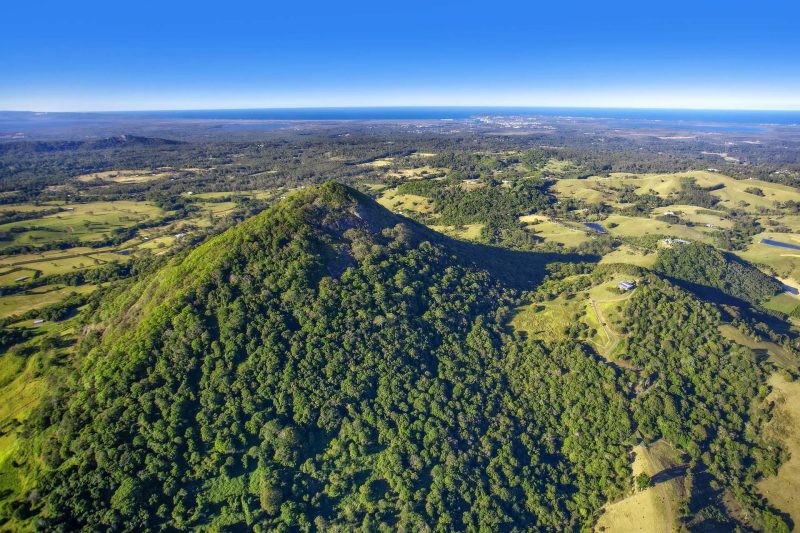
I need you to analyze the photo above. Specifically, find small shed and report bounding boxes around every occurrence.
[618,281,636,291]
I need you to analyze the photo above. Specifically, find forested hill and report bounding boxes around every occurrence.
[35,182,631,531]
[19,183,788,531]
[654,241,782,306]
[0,135,184,155]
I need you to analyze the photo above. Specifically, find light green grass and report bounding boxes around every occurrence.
[519,214,593,248]
[540,158,574,174]
[0,284,96,320]
[763,293,800,315]
[510,298,578,341]
[757,374,800,528]
[511,291,610,350]
[603,214,711,242]
[377,189,435,214]
[736,232,800,284]
[0,201,166,251]
[429,223,484,241]
[600,246,658,268]
[75,169,171,183]
[553,171,800,216]
[595,440,684,533]
[651,205,732,229]
[0,269,39,286]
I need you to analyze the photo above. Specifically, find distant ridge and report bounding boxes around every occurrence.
[0,134,184,154]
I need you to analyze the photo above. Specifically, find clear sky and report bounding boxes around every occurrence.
[2,0,799,111]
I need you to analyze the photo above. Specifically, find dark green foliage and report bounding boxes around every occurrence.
[432,179,553,228]
[34,184,630,531]
[16,184,792,532]
[654,242,781,305]
[714,213,763,251]
[673,178,720,208]
[622,278,786,530]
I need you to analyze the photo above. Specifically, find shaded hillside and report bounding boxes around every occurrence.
[654,241,782,306]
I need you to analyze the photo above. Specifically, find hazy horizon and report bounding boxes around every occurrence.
[4,104,800,114]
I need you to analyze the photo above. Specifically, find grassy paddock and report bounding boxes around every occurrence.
[0,201,166,250]
[757,374,800,528]
[0,284,96,320]
[75,169,172,183]
[519,214,593,248]
[377,189,434,215]
[736,232,800,284]
[428,223,484,241]
[599,246,658,268]
[595,440,685,533]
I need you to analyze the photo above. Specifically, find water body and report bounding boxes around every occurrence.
[761,238,800,251]
[782,284,799,296]
[109,107,800,125]
[5,108,799,125]
[584,222,607,233]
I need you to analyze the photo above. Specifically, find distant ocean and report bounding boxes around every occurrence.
[3,108,800,136]
[112,107,800,125]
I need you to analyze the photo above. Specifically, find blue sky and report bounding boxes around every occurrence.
[2,0,799,111]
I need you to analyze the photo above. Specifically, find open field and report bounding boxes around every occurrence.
[651,205,733,229]
[551,179,610,204]
[386,165,447,180]
[599,245,658,268]
[757,374,800,528]
[0,246,132,277]
[0,201,166,250]
[763,293,800,315]
[0,268,39,286]
[541,158,574,174]
[0,284,96,320]
[428,223,484,241]
[185,189,277,201]
[587,276,637,359]
[510,286,614,351]
[595,440,685,533]
[361,157,395,168]
[519,214,593,247]
[75,169,172,183]
[553,171,800,214]
[603,214,712,242]
[737,232,800,284]
[510,297,580,341]
[377,189,434,215]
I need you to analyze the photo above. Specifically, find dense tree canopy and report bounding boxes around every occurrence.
[13,184,792,532]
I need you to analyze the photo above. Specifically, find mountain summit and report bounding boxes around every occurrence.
[23,182,783,532]
[34,182,633,530]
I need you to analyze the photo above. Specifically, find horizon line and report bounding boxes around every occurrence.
[3,104,800,114]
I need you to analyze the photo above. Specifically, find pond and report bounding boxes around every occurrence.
[761,238,800,251]
[584,222,607,233]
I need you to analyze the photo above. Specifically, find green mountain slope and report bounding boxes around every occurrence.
[30,183,631,530]
[7,183,791,531]
[654,241,782,306]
